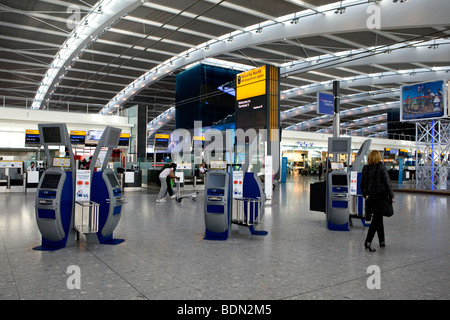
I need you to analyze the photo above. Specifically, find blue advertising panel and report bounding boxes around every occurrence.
[317,92,334,115]
[400,80,447,121]
[280,157,287,183]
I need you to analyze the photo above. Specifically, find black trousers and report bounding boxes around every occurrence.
[166,178,174,196]
[366,213,385,244]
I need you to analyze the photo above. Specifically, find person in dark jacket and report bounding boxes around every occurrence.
[361,150,395,252]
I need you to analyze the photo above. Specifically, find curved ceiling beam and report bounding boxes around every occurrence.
[280,40,450,77]
[31,0,142,109]
[368,131,388,138]
[317,113,388,134]
[281,69,449,101]
[286,102,399,131]
[101,0,449,114]
[348,123,388,136]
[281,89,398,121]
[147,107,176,137]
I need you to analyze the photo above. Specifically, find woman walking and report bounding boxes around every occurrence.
[361,150,395,252]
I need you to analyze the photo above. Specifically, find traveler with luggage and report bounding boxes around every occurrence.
[156,163,179,203]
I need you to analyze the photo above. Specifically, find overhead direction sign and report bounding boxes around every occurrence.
[236,66,266,100]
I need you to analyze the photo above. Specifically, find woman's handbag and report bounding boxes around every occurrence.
[381,196,394,217]
[364,201,373,221]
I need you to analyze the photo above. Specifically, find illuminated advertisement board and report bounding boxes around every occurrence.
[400,80,447,121]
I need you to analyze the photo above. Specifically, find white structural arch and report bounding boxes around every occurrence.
[30,0,142,110]
[99,0,450,114]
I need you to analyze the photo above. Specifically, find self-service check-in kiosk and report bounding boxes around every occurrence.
[326,137,352,231]
[34,123,76,250]
[85,126,125,245]
[327,171,350,231]
[204,162,231,240]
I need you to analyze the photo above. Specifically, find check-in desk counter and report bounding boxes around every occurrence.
[0,168,7,192]
[9,168,24,192]
[124,169,142,191]
[26,170,43,193]
[0,162,24,192]
[146,168,161,188]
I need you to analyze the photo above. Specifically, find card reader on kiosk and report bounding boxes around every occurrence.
[34,123,76,250]
[204,166,231,240]
[85,126,125,245]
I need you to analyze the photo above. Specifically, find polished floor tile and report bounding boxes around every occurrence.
[0,175,449,300]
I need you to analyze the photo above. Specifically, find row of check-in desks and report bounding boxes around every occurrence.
[0,167,43,193]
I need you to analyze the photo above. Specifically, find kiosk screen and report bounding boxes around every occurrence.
[106,130,121,147]
[41,173,61,189]
[42,127,62,144]
[107,173,120,189]
[332,174,347,186]
[208,174,226,188]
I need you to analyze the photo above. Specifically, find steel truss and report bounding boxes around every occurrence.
[416,120,450,190]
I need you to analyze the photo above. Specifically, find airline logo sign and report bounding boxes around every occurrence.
[236,66,266,100]
[317,92,334,115]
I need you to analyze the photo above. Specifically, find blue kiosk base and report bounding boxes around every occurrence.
[33,244,66,251]
[33,233,74,251]
[98,236,125,245]
[204,229,229,241]
[86,232,125,245]
[236,224,268,236]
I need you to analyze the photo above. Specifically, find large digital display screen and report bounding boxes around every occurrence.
[401,80,447,121]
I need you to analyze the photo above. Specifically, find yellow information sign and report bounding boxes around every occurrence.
[120,133,131,138]
[70,130,86,136]
[236,66,266,100]
[155,134,170,139]
[26,129,39,135]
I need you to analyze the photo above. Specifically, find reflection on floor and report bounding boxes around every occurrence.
[0,175,449,300]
